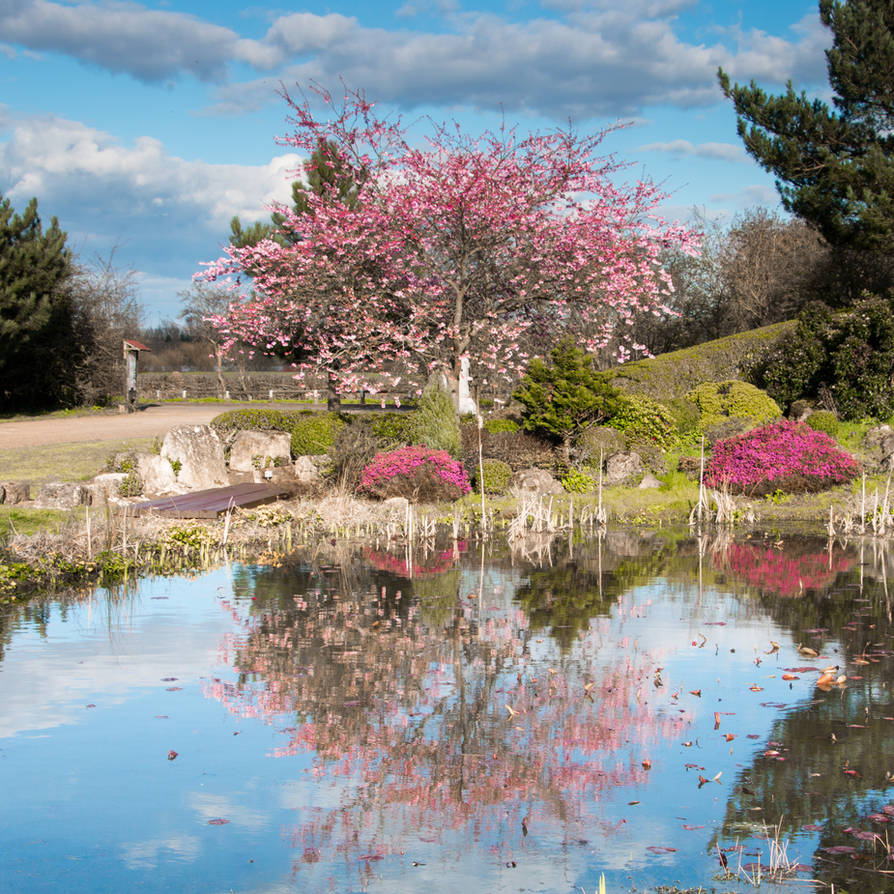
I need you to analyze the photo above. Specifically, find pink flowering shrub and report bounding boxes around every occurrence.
[704,420,859,495]
[358,446,471,502]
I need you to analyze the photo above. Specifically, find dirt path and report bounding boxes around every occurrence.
[0,404,243,449]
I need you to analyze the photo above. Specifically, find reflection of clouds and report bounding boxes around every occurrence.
[0,570,236,739]
[189,792,268,831]
[121,834,200,869]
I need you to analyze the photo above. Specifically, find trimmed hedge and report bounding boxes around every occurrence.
[686,381,781,432]
[210,408,345,457]
[474,458,513,494]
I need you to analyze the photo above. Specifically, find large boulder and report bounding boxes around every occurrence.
[229,430,292,473]
[161,425,227,491]
[863,425,894,471]
[0,481,29,504]
[293,455,327,486]
[604,452,643,486]
[33,481,89,509]
[511,467,563,495]
[135,453,181,495]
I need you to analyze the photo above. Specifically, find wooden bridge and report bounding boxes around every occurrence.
[133,482,292,518]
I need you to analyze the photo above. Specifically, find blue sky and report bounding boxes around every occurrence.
[1,0,832,322]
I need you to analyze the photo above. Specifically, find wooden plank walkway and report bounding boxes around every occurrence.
[132,482,292,518]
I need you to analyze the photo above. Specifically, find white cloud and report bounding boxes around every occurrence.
[0,0,274,81]
[637,139,750,162]
[1,1,833,120]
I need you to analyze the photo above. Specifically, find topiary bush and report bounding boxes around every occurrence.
[358,446,471,502]
[408,386,461,456]
[514,340,621,444]
[474,458,513,494]
[686,380,781,432]
[607,394,677,449]
[290,411,344,455]
[704,420,859,495]
[210,408,298,439]
[368,411,414,444]
[805,410,840,438]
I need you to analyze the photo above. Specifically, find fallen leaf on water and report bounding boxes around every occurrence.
[782,673,799,681]
[689,689,701,697]
[801,823,824,832]
[646,846,677,854]
[167,750,178,760]
[683,824,705,830]
[766,641,780,654]
[844,768,861,777]
[208,818,230,825]
[713,711,721,729]
[724,733,736,742]
[823,845,856,855]
[798,644,820,658]
[628,800,640,806]
[749,684,763,692]
[641,759,652,770]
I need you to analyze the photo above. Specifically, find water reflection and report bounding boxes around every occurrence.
[2,531,894,892]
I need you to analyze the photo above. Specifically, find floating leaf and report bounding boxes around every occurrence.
[208,818,230,825]
[646,846,677,854]
[167,750,178,761]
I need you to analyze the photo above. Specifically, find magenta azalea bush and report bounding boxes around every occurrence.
[358,446,471,502]
[704,420,859,495]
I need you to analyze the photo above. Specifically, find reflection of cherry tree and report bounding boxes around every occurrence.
[204,554,691,870]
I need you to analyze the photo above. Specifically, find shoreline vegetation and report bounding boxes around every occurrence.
[4,318,894,602]
[0,474,887,605]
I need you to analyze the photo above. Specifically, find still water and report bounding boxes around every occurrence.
[1,530,893,893]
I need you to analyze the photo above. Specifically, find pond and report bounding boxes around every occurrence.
[2,529,894,893]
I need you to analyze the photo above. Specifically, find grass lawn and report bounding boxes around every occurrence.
[0,506,71,539]
[0,438,157,485]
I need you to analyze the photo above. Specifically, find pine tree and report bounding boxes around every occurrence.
[0,194,83,411]
[719,0,894,253]
[229,139,366,249]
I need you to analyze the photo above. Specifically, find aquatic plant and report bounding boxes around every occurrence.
[704,420,859,495]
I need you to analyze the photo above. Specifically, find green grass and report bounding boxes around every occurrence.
[0,437,156,485]
[0,506,70,538]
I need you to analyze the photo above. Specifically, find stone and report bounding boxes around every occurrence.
[293,455,325,485]
[161,425,227,491]
[511,467,563,495]
[604,452,643,486]
[135,453,181,495]
[0,481,29,504]
[229,430,292,473]
[33,481,90,509]
[638,473,663,489]
[85,472,130,503]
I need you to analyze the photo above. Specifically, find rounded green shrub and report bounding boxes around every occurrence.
[607,395,677,449]
[483,418,520,434]
[408,386,461,456]
[368,411,413,444]
[474,458,513,494]
[291,412,344,455]
[210,408,297,437]
[685,380,781,432]
[805,409,840,438]
[561,469,596,493]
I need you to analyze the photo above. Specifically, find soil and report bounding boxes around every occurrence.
[0,403,243,449]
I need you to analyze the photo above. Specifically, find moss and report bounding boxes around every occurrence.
[603,320,795,402]
[686,380,782,432]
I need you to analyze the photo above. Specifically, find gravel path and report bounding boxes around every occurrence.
[0,404,238,449]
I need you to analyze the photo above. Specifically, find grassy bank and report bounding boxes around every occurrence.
[0,437,157,485]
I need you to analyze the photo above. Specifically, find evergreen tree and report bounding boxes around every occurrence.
[229,139,366,249]
[0,194,84,411]
[719,0,894,253]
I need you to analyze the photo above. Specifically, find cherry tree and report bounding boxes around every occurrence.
[201,84,698,398]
